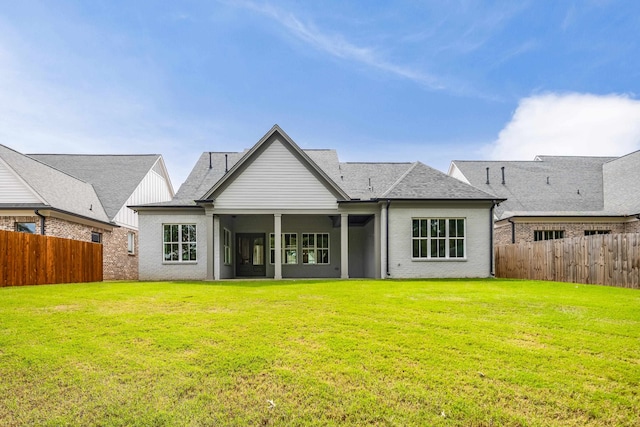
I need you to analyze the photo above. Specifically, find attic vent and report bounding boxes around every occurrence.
[368,177,373,192]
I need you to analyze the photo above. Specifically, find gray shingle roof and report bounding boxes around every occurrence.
[383,162,498,200]
[29,154,163,220]
[451,156,619,219]
[0,145,111,223]
[337,162,414,200]
[171,151,496,205]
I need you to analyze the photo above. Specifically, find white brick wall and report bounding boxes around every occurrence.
[138,212,208,281]
[387,202,492,278]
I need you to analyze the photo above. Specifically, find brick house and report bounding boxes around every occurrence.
[448,151,640,245]
[133,125,502,280]
[0,144,174,280]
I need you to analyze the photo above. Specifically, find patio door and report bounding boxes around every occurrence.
[236,233,266,277]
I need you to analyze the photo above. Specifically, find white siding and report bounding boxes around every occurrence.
[214,139,338,210]
[0,159,42,203]
[114,165,174,228]
[448,163,471,184]
[387,202,492,278]
[138,212,208,281]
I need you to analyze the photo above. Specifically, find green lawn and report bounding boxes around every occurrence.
[0,279,639,426]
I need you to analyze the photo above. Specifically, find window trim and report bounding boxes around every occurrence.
[127,232,135,255]
[223,228,232,265]
[533,230,565,241]
[584,230,610,236]
[302,233,330,265]
[91,231,102,244]
[15,222,36,234]
[269,233,298,265]
[411,218,466,260]
[163,224,197,263]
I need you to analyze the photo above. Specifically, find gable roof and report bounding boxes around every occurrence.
[202,125,350,201]
[450,155,621,219]
[29,153,168,219]
[160,125,499,208]
[0,144,111,223]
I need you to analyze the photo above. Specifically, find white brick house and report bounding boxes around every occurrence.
[134,125,501,280]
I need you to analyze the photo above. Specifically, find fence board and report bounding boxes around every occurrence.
[0,230,102,287]
[496,233,640,289]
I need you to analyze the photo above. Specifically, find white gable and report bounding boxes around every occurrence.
[114,162,174,228]
[0,158,43,203]
[214,139,338,210]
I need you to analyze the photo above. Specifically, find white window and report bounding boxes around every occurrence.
[534,230,564,241]
[223,228,232,265]
[412,218,465,259]
[163,224,197,262]
[127,232,135,255]
[269,233,297,264]
[302,233,329,264]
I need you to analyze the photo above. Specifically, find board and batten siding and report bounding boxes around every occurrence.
[213,140,339,210]
[114,162,174,228]
[0,159,42,204]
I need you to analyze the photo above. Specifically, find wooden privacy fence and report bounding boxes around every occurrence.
[495,232,640,288]
[0,229,103,287]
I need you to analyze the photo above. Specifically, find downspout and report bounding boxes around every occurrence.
[490,202,496,277]
[385,200,391,277]
[34,210,45,235]
[508,218,515,244]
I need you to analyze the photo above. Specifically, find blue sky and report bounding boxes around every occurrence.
[2,1,640,189]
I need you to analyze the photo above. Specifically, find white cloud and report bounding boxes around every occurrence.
[487,93,640,160]
[230,0,443,90]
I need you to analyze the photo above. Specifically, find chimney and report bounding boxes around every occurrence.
[486,167,490,184]
[501,166,505,185]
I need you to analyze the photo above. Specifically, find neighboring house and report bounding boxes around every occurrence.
[0,145,174,280]
[133,125,501,280]
[449,151,640,245]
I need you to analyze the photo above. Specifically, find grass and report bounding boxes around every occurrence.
[0,279,639,426]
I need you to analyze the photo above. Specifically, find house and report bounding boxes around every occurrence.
[448,151,640,245]
[133,125,502,280]
[0,145,174,280]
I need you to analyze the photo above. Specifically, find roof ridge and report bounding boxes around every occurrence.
[380,162,418,198]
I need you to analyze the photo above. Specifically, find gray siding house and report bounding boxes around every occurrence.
[134,125,501,280]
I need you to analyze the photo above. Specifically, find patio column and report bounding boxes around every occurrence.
[204,209,214,281]
[341,213,349,279]
[213,215,221,280]
[274,213,282,279]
